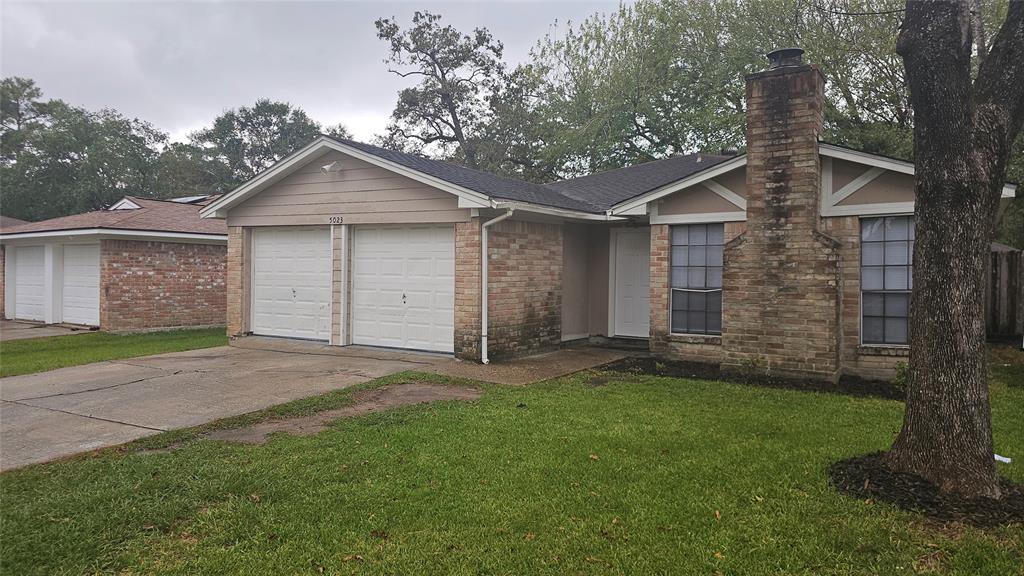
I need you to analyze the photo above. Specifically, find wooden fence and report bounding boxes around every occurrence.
[987,243,1023,338]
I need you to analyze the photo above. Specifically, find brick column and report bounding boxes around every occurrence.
[454,218,482,360]
[649,224,671,355]
[226,226,250,337]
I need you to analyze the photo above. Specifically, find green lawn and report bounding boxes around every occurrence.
[1,348,1021,575]
[0,328,227,378]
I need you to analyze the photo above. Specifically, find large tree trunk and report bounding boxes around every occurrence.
[884,0,1024,499]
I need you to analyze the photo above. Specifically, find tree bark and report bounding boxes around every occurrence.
[884,0,1024,499]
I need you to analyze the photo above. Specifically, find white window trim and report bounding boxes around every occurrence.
[858,215,914,346]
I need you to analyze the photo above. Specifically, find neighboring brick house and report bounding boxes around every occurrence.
[201,48,1017,379]
[1,196,227,331]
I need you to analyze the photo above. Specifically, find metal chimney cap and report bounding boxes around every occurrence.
[766,47,805,69]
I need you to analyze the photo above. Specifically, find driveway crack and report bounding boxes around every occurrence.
[2,399,166,432]
[13,370,182,402]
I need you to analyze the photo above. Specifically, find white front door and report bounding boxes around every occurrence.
[14,246,45,321]
[61,244,100,326]
[613,228,651,338]
[351,225,455,353]
[251,227,332,340]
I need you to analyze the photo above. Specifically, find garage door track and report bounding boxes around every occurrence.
[0,341,438,471]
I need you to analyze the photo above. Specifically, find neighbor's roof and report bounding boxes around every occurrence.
[0,215,28,229]
[329,137,595,212]
[546,153,735,212]
[0,196,227,237]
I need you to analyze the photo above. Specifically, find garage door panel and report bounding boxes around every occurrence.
[61,244,100,325]
[14,246,46,321]
[251,227,332,341]
[352,225,455,353]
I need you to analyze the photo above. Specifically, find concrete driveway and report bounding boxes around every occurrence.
[0,336,627,472]
[0,320,92,341]
[0,339,441,471]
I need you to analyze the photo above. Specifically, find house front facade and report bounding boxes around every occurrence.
[202,49,1016,380]
[1,196,227,331]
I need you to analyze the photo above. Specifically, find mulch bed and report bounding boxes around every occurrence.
[597,357,904,400]
[829,452,1024,528]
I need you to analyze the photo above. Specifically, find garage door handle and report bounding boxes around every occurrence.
[402,293,407,304]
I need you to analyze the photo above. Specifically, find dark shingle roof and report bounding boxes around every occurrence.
[0,215,28,229]
[329,137,595,212]
[0,197,227,237]
[545,153,736,211]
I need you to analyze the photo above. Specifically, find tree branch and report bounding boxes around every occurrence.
[975,0,1024,140]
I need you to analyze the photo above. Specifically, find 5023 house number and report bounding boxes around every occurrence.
[328,216,344,224]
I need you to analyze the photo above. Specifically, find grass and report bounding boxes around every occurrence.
[0,327,227,377]
[1,348,1021,575]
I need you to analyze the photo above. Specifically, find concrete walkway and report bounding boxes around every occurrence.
[0,337,627,471]
[0,320,92,341]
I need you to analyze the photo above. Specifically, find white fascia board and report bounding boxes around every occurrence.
[821,201,916,217]
[201,137,494,218]
[650,211,747,225]
[457,196,491,208]
[491,201,622,221]
[0,229,227,243]
[819,143,1016,198]
[609,155,748,215]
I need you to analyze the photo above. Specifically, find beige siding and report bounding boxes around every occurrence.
[836,170,915,206]
[226,151,473,227]
[587,226,610,336]
[561,223,590,340]
[714,166,747,198]
[657,184,742,215]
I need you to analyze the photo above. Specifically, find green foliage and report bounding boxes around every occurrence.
[189,99,322,187]
[2,358,1021,574]
[375,11,505,169]
[891,361,908,395]
[0,328,227,378]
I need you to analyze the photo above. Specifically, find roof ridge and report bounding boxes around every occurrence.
[549,152,728,186]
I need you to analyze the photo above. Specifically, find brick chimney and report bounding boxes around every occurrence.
[721,47,842,381]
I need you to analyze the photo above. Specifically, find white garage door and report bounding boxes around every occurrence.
[14,246,45,321]
[352,225,454,353]
[251,227,332,340]
[61,244,100,326]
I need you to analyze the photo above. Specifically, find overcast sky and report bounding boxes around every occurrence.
[2,0,621,143]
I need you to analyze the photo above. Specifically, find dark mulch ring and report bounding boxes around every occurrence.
[830,452,1024,528]
[597,357,904,400]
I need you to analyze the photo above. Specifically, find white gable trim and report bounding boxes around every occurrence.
[819,143,1016,198]
[201,137,493,219]
[610,155,748,215]
[109,198,141,210]
[702,181,747,210]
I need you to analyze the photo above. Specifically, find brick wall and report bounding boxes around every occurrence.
[719,63,842,381]
[226,226,249,337]
[100,239,226,331]
[823,215,908,379]
[485,219,563,360]
[650,222,745,363]
[454,219,482,360]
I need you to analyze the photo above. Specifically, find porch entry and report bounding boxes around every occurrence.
[611,227,651,338]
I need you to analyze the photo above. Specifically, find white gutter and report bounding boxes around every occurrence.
[0,228,227,243]
[480,208,515,364]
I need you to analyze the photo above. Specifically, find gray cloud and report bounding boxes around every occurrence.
[2,1,620,142]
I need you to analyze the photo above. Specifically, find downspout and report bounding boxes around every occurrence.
[480,208,514,364]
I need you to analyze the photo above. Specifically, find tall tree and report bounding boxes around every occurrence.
[884,0,1024,498]
[191,99,322,186]
[375,11,505,168]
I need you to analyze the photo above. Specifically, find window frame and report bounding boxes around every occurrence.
[859,215,914,346]
[669,223,725,336]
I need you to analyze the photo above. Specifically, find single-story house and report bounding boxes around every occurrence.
[200,48,1017,380]
[1,196,227,330]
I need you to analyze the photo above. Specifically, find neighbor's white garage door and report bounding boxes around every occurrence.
[251,227,332,340]
[14,246,45,321]
[352,225,454,353]
[61,244,100,326]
